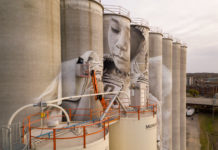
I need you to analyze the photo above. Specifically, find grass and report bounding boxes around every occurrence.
[198,110,218,150]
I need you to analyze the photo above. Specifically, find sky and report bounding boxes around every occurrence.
[102,0,218,73]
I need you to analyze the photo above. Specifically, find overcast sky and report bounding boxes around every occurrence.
[102,0,218,73]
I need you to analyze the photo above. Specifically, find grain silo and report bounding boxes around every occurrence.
[162,33,173,150]
[180,44,187,150]
[103,7,157,150]
[60,0,104,121]
[172,40,181,150]
[0,0,61,142]
[103,5,131,105]
[130,18,150,107]
[149,27,163,149]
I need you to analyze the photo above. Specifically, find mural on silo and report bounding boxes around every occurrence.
[130,25,149,105]
[36,51,103,122]
[103,15,130,104]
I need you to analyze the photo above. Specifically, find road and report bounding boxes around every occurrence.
[186,114,201,150]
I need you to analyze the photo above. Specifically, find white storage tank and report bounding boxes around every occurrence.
[109,112,157,150]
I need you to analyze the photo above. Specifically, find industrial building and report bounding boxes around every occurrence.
[0,0,187,150]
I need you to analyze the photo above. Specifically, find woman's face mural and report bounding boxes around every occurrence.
[107,17,130,73]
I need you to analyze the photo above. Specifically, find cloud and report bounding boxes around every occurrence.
[102,0,218,73]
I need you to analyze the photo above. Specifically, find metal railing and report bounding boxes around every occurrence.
[1,122,28,150]
[94,0,101,3]
[173,38,181,43]
[149,26,163,34]
[163,33,173,39]
[104,5,130,18]
[1,90,156,150]
[20,102,156,149]
[131,18,149,27]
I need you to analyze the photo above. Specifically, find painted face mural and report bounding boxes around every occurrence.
[130,25,149,106]
[103,15,131,104]
[107,17,130,73]
[130,25,149,83]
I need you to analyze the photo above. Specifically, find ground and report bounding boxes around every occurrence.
[198,111,218,150]
[186,115,201,150]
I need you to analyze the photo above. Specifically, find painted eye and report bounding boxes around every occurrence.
[111,27,120,34]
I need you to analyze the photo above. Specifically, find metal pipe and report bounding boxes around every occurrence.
[8,103,70,127]
[116,97,128,112]
[47,104,70,124]
[100,94,118,121]
[46,91,129,104]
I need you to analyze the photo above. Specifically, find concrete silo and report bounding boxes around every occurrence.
[162,34,173,150]
[0,0,61,136]
[172,40,181,150]
[180,44,187,150]
[103,5,131,105]
[103,7,157,150]
[130,19,150,107]
[60,0,104,121]
[149,27,163,149]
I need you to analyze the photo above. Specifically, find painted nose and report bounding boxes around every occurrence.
[116,32,128,52]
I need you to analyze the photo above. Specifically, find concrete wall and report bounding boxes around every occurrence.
[162,38,173,150]
[109,114,157,150]
[60,0,104,120]
[172,42,181,150]
[0,0,61,140]
[149,32,163,149]
[180,45,187,150]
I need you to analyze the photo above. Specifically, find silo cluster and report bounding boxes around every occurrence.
[0,0,187,150]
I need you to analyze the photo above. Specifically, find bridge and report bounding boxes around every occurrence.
[186,97,218,106]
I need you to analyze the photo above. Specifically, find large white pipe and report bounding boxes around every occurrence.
[46,91,130,104]
[8,103,70,127]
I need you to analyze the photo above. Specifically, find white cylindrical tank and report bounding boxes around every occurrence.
[0,0,61,131]
[103,6,131,105]
[149,29,163,148]
[172,41,181,150]
[60,0,104,120]
[130,19,149,106]
[109,113,157,150]
[180,44,187,150]
[162,34,173,150]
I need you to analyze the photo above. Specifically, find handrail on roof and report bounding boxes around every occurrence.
[103,5,130,18]
[149,26,163,34]
[131,18,149,27]
[163,33,173,39]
